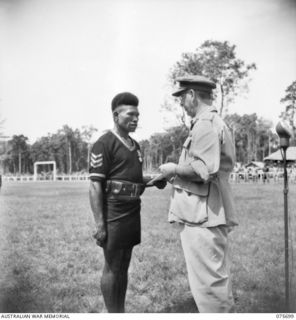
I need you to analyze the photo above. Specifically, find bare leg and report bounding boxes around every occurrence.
[101,247,133,313]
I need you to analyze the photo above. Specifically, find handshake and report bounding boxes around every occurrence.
[147,161,215,186]
[145,162,177,189]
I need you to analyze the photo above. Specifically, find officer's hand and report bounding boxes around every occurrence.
[159,162,177,180]
[93,224,107,247]
[153,179,167,189]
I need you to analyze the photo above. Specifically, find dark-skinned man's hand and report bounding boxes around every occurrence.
[153,179,167,189]
[92,224,107,247]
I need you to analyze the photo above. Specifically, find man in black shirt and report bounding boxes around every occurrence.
[89,92,165,312]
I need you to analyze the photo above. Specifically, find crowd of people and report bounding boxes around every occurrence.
[231,163,296,183]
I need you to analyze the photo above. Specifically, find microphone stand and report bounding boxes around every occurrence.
[282,145,290,312]
[276,121,291,312]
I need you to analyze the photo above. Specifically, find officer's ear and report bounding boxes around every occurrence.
[113,111,119,122]
[188,89,196,100]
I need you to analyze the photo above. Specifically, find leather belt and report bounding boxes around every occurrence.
[105,180,145,198]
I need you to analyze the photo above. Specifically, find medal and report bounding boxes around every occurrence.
[137,150,143,163]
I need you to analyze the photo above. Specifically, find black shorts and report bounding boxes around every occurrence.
[104,200,141,251]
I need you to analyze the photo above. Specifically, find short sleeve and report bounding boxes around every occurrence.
[189,119,220,175]
[89,140,111,181]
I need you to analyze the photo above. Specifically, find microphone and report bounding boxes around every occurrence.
[276,121,292,149]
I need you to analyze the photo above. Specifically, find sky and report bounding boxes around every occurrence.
[0,0,295,143]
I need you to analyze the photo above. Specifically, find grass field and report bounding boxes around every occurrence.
[0,181,295,313]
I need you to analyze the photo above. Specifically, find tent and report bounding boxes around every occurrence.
[264,146,296,161]
[245,161,264,168]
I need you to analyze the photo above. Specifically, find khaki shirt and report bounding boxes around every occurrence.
[169,106,238,227]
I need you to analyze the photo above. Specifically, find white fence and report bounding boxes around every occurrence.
[2,174,89,182]
[229,172,296,184]
[2,172,296,184]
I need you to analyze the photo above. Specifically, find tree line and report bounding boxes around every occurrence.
[139,113,281,172]
[1,40,295,174]
[0,112,281,175]
[2,125,97,175]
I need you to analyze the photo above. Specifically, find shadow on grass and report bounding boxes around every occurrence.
[234,271,287,313]
[0,288,29,313]
[158,297,198,313]
[0,273,45,313]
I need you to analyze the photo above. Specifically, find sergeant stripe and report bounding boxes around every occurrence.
[91,159,103,168]
[91,153,103,160]
[91,158,103,164]
[90,152,103,168]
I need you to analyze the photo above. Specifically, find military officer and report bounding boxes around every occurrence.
[159,75,238,313]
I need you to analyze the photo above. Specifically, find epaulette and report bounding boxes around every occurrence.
[199,112,215,121]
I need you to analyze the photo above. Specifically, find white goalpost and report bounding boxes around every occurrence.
[33,161,57,181]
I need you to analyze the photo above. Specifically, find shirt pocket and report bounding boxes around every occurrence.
[170,187,208,224]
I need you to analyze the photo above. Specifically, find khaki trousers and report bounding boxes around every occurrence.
[180,224,234,313]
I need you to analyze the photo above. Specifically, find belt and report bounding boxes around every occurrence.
[105,180,145,198]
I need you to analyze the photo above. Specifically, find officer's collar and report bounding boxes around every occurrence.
[190,105,217,127]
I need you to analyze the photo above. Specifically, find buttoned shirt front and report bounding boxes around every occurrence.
[168,106,238,227]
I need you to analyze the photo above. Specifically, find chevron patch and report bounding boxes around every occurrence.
[91,153,103,168]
